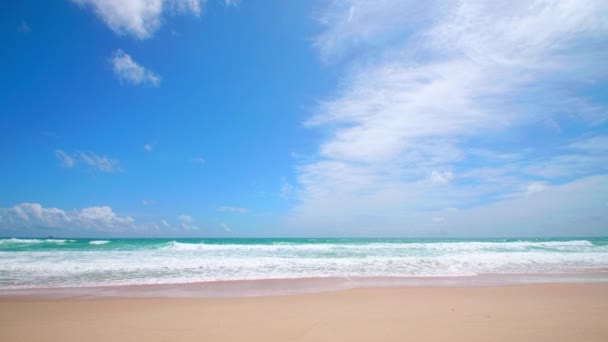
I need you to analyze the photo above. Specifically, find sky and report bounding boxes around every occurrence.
[0,0,607,238]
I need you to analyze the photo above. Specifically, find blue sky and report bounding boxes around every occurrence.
[1,0,607,238]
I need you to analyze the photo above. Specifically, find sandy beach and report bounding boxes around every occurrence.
[1,283,607,342]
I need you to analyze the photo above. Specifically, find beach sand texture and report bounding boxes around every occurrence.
[1,284,607,342]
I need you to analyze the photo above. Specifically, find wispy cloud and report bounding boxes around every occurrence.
[54,150,75,168]
[313,1,434,63]
[54,150,121,173]
[430,171,453,185]
[191,157,206,165]
[280,178,295,199]
[438,175,608,237]
[111,50,160,87]
[521,135,608,179]
[143,142,155,151]
[77,151,121,173]
[141,199,157,206]
[70,0,204,39]
[220,222,231,232]
[568,136,608,154]
[18,20,30,33]
[288,0,608,234]
[217,206,249,213]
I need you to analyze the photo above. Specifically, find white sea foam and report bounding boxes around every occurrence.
[44,239,68,243]
[0,238,69,244]
[0,238,45,244]
[1,239,606,290]
[161,240,599,255]
[89,240,110,245]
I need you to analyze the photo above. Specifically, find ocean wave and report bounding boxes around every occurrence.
[160,239,598,253]
[1,238,607,290]
[44,239,69,243]
[0,238,71,245]
[89,240,110,245]
[1,248,607,289]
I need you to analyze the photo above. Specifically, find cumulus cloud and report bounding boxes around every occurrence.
[70,0,204,39]
[177,215,200,231]
[288,0,608,234]
[54,150,121,173]
[111,50,160,87]
[0,203,135,232]
[0,204,217,236]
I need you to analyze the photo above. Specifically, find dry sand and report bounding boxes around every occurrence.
[1,283,607,342]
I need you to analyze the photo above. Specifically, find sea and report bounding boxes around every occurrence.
[1,237,608,296]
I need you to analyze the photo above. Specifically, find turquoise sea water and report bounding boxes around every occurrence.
[1,237,607,290]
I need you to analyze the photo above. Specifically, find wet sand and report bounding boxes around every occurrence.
[1,283,607,342]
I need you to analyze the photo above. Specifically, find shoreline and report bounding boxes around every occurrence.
[2,283,607,341]
[2,271,608,299]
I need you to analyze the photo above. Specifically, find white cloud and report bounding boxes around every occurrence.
[280,178,295,199]
[220,222,231,232]
[54,150,121,173]
[287,175,608,237]
[288,0,608,234]
[0,203,134,232]
[526,182,546,197]
[177,215,191,221]
[347,5,355,23]
[18,20,30,33]
[141,199,156,206]
[430,171,453,185]
[313,0,436,62]
[70,0,204,39]
[432,217,446,224]
[441,175,608,237]
[55,149,75,168]
[144,143,155,151]
[217,206,249,213]
[525,135,608,179]
[177,215,199,231]
[111,49,160,87]
[568,136,608,154]
[191,157,206,165]
[77,151,121,172]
